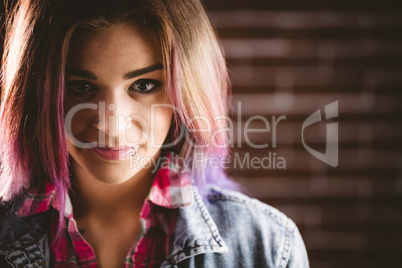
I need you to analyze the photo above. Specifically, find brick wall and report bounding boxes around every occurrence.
[204,0,402,267]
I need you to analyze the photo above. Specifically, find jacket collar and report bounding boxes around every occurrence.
[8,185,228,267]
[164,186,228,265]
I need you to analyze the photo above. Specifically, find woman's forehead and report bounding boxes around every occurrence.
[67,22,163,77]
[68,22,161,58]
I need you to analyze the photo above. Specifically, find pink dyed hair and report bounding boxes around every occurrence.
[0,0,235,235]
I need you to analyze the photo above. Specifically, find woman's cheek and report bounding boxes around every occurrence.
[152,108,173,147]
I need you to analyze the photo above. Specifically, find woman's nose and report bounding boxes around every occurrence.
[93,94,133,137]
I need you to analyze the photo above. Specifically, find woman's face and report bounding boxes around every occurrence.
[64,22,173,184]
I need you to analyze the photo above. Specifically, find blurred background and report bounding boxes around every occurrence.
[203,0,402,267]
[1,0,401,267]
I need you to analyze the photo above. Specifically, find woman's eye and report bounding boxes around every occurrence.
[130,79,161,94]
[65,80,95,95]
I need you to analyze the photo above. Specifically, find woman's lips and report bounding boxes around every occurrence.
[91,145,139,161]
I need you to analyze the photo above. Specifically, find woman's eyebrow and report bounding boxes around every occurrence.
[65,68,97,80]
[65,63,163,80]
[123,63,163,80]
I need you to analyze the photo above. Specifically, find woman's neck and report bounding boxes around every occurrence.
[67,157,159,268]
[69,160,156,224]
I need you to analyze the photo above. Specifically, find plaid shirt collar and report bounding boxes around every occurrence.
[14,151,229,266]
[17,151,194,217]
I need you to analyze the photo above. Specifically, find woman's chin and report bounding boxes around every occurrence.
[89,168,141,185]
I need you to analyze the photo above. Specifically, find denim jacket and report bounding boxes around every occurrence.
[0,185,309,267]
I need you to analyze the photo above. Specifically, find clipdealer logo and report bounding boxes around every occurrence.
[302,101,339,167]
[64,100,339,169]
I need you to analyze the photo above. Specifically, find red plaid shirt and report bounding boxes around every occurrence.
[17,151,194,267]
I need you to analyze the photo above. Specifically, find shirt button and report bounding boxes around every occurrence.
[132,253,144,263]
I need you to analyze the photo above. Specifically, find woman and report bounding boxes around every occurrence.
[0,0,309,267]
